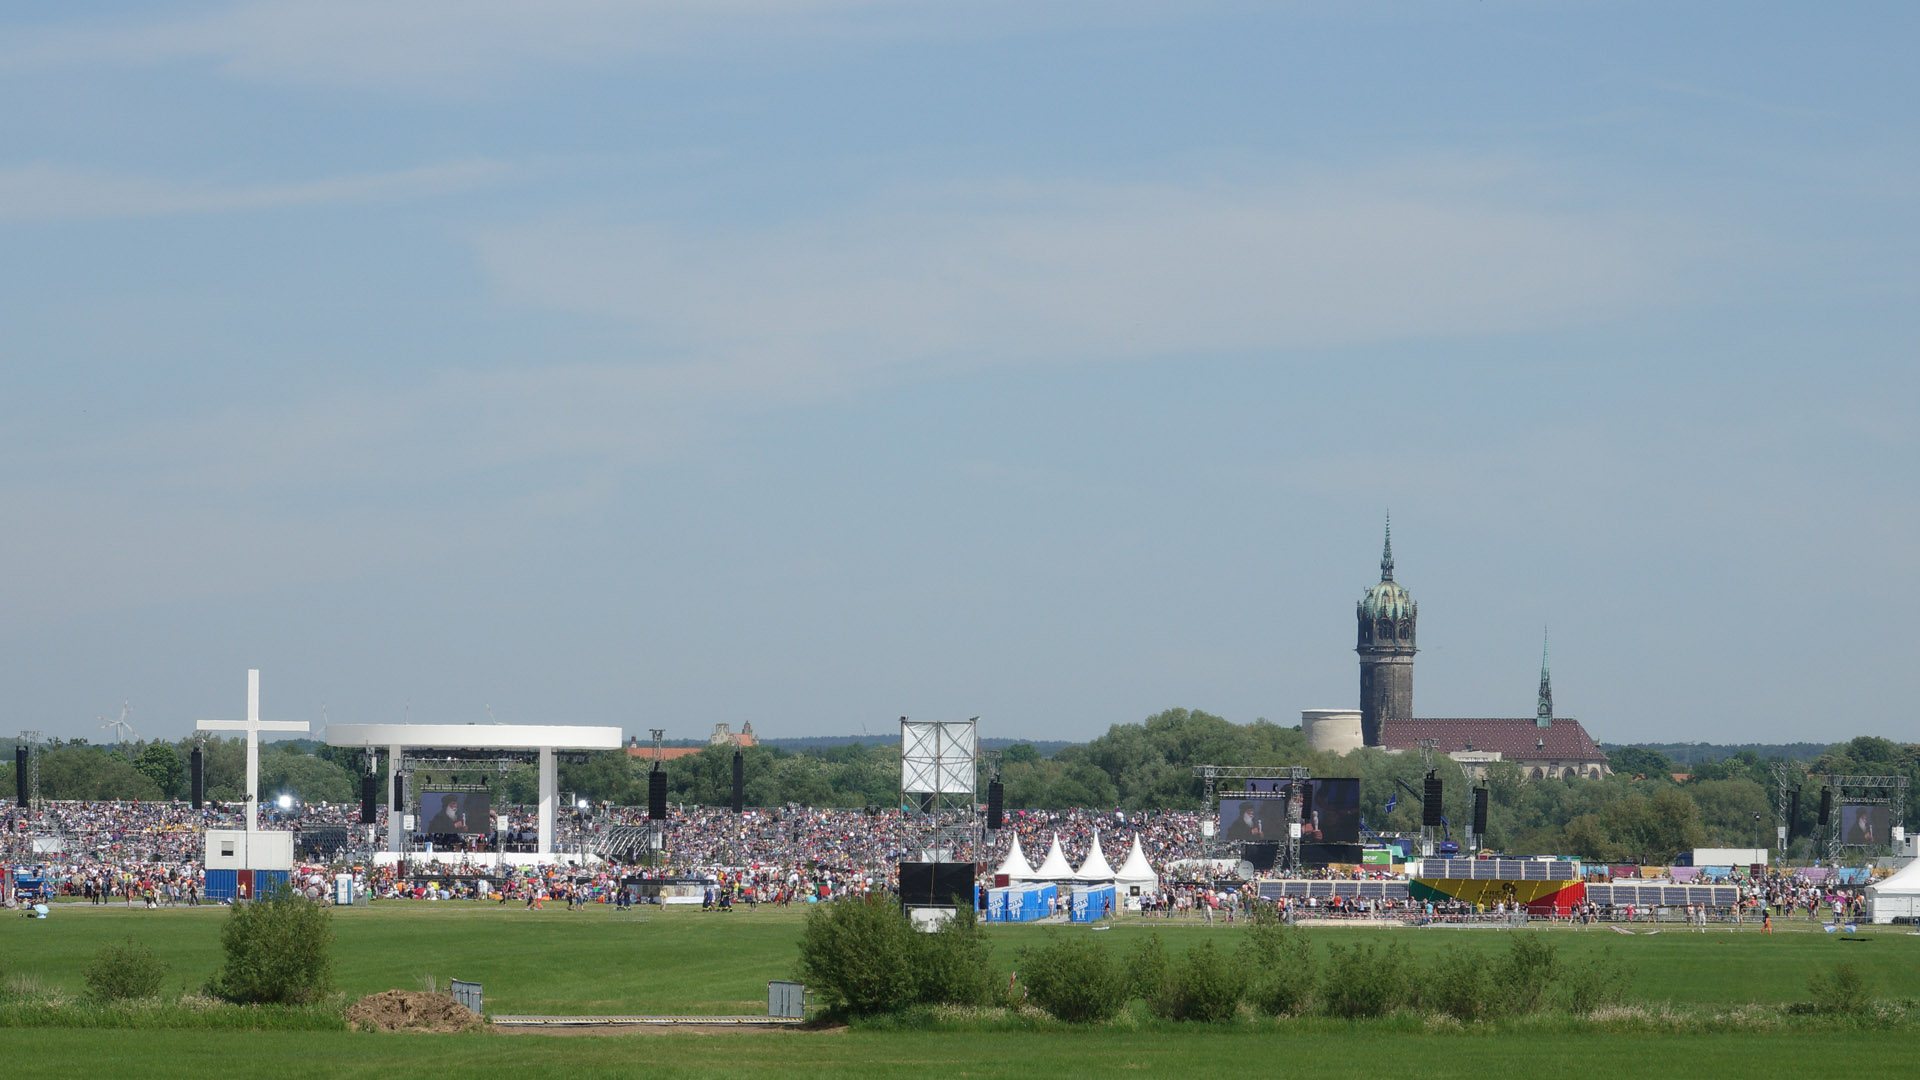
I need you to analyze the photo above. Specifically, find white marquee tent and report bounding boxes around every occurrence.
[1866,858,1920,923]
[1031,834,1076,879]
[994,833,1036,882]
[1115,835,1160,896]
[1073,830,1117,882]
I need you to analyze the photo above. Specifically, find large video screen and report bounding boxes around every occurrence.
[1841,805,1889,846]
[1218,778,1360,845]
[420,791,491,835]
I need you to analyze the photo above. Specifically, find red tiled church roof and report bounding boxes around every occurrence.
[1378,717,1606,763]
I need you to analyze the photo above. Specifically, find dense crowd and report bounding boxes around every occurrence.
[0,799,1882,925]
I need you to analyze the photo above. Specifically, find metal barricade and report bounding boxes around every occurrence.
[450,979,484,1016]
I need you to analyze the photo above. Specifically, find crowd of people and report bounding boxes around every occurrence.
[0,799,1883,926]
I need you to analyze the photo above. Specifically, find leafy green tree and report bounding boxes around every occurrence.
[133,743,185,798]
[1607,746,1677,779]
[207,886,335,1005]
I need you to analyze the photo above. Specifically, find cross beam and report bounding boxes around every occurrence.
[197,670,308,833]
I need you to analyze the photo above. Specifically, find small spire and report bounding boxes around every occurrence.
[1536,627,1553,727]
[1380,513,1395,582]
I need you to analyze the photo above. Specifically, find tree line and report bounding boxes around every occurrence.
[6,716,1914,864]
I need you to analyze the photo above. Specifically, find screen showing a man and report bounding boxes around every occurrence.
[1842,805,1888,846]
[422,792,490,835]
[1221,799,1266,843]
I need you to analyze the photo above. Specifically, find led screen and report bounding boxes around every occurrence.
[420,791,491,835]
[1841,805,1888,846]
[1217,778,1360,845]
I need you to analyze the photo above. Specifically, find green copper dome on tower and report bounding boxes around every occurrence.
[1359,516,1415,620]
[1356,515,1417,747]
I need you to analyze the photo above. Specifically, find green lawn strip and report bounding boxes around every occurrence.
[8,905,1919,1018]
[0,1027,1908,1080]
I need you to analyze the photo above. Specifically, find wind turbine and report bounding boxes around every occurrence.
[99,700,137,748]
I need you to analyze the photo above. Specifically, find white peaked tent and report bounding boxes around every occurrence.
[1114,835,1160,895]
[995,833,1036,882]
[1866,857,1920,923]
[1073,830,1117,882]
[1033,834,1076,879]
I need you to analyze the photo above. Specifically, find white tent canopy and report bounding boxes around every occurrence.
[1074,830,1117,881]
[1866,858,1920,923]
[1114,835,1159,891]
[995,833,1036,881]
[1032,834,1076,879]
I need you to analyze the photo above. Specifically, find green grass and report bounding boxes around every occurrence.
[4,903,1916,1077]
[0,1028,1910,1080]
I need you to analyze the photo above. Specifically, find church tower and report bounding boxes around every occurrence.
[1356,518,1416,747]
[1536,630,1553,727]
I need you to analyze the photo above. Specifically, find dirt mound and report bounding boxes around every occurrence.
[347,990,485,1033]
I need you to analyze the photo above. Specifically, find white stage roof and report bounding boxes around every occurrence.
[327,723,622,751]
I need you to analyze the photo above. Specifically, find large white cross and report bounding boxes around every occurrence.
[197,669,308,833]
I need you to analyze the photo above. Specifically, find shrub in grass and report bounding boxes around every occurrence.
[1806,961,1872,1017]
[796,893,915,1017]
[1559,945,1633,1014]
[83,937,170,1002]
[206,885,334,1005]
[1151,940,1243,1022]
[1018,934,1129,1024]
[1237,915,1315,1016]
[911,902,995,1008]
[1320,941,1414,1019]
[1124,934,1169,1004]
[1424,945,1492,1022]
[1490,933,1559,1016]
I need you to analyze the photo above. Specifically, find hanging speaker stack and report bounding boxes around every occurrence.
[648,769,668,821]
[1422,774,1444,827]
[189,746,204,810]
[986,779,1004,830]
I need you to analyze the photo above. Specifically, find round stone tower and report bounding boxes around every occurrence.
[1356,518,1416,747]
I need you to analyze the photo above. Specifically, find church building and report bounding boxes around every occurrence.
[1319,521,1610,780]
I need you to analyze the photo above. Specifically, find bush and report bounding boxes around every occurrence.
[205,886,334,1005]
[1019,935,1129,1023]
[911,903,995,1008]
[1320,941,1414,1019]
[1237,916,1315,1016]
[1425,945,1492,1022]
[1124,934,1169,1003]
[1490,933,1559,1016]
[795,894,916,1017]
[1559,945,1633,1014]
[1806,961,1873,1017]
[1152,940,1243,1022]
[83,938,170,1002]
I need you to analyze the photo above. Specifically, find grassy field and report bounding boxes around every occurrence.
[3,902,1916,1077]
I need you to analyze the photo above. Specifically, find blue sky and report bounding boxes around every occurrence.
[2,2,1914,747]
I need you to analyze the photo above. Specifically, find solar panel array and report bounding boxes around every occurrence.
[1414,859,1578,881]
[1256,881,1411,901]
[1585,884,1739,907]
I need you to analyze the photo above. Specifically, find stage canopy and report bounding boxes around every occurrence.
[328,722,622,858]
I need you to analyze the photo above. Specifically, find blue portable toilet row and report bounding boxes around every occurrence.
[987,882,1058,922]
[203,869,290,902]
[1070,885,1116,923]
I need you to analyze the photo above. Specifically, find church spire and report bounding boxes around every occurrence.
[1380,514,1395,582]
[1536,628,1553,727]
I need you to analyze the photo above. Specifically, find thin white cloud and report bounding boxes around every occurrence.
[0,0,963,93]
[474,173,1717,375]
[0,159,510,221]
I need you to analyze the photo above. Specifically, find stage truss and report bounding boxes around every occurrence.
[1194,764,1312,871]
[1820,774,1908,860]
[900,718,981,866]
